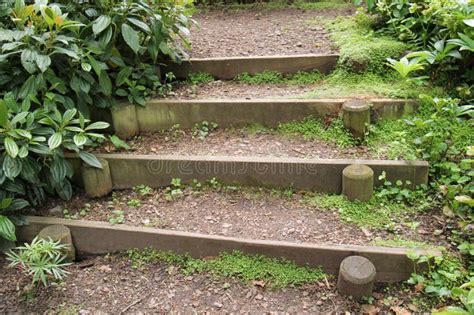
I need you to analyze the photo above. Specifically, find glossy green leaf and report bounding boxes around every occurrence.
[92,15,111,35]
[79,151,102,169]
[4,137,19,158]
[48,132,63,150]
[0,215,16,241]
[122,23,140,54]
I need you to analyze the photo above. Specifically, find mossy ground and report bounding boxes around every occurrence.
[126,249,326,288]
[198,0,353,12]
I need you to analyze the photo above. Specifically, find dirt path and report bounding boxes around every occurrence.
[168,80,314,99]
[97,128,376,159]
[36,188,447,248]
[1,254,436,314]
[188,7,354,58]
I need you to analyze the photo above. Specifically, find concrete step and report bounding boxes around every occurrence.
[164,54,339,80]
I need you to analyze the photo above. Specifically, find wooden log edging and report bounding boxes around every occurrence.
[165,54,339,80]
[134,98,419,131]
[17,216,441,283]
[68,154,429,193]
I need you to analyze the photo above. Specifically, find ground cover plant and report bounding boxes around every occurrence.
[127,249,326,288]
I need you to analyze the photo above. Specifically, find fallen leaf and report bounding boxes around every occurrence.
[252,280,265,288]
[390,306,411,315]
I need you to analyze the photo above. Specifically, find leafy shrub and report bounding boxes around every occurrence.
[0,0,193,113]
[0,93,108,249]
[365,0,473,85]
[7,237,71,287]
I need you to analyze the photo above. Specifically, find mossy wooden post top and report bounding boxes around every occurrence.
[337,255,376,299]
[343,164,374,180]
[339,255,376,284]
[343,99,371,111]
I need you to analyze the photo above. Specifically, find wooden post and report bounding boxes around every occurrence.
[111,103,139,139]
[343,99,370,139]
[81,158,113,198]
[342,164,374,202]
[337,255,376,300]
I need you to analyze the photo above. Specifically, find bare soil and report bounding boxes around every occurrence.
[0,255,432,314]
[187,7,353,58]
[167,80,314,99]
[97,128,377,159]
[35,188,448,248]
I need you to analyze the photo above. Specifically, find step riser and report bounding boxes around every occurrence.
[17,216,441,283]
[138,99,418,130]
[92,99,418,132]
[69,154,428,193]
[165,54,339,79]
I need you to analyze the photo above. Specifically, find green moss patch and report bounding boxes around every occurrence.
[127,249,326,288]
[306,194,419,229]
[235,70,324,85]
[327,17,408,74]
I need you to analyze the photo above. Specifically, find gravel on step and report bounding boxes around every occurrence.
[35,188,447,248]
[97,129,375,159]
[187,7,354,58]
[166,81,314,100]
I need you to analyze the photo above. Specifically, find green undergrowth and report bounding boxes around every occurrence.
[200,0,352,12]
[126,249,326,288]
[305,69,443,99]
[306,194,422,229]
[326,15,408,74]
[235,70,324,85]
[365,99,472,160]
[278,116,356,148]
[187,72,215,85]
[372,237,441,250]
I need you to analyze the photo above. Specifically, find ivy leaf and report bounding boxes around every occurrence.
[0,215,16,241]
[121,24,140,54]
[48,132,63,150]
[92,15,111,35]
[79,151,103,169]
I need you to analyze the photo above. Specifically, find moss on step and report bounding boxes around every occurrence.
[326,16,408,74]
[126,249,326,288]
[305,193,420,229]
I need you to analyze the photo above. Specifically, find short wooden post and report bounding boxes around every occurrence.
[111,103,139,139]
[81,158,113,198]
[38,225,76,262]
[337,255,376,300]
[342,164,374,202]
[343,99,370,139]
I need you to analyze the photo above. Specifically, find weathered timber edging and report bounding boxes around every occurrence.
[165,54,339,79]
[133,98,418,130]
[17,216,441,283]
[68,154,429,193]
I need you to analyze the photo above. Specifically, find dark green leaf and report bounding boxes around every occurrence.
[0,215,16,241]
[122,24,141,54]
[79,151,103,169]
